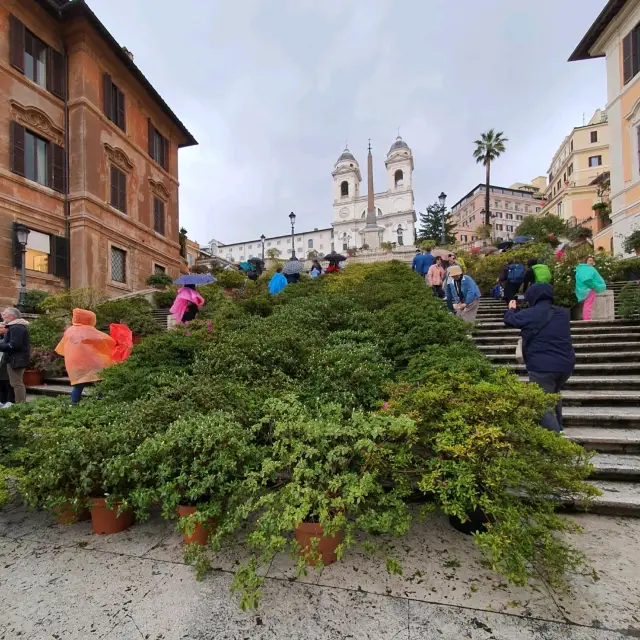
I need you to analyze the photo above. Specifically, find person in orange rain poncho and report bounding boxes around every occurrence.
[55,309,115,405]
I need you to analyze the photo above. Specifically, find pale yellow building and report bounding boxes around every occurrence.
[539,110,610,235]
[570,0,640,254]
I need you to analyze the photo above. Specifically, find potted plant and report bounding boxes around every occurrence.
[24,347,55,386]
[623,230,640,256]
[216,269,246,297]
[145,272,174,289]
[129,412,263,547]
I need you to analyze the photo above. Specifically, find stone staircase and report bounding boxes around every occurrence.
[473,294,640,516]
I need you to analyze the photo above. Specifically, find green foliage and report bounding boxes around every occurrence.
[145,273,174,288]
[216,270,246,289]
[153,286,178,309]
[617,283,640,319]
[29,315,65,351]
[21,290,49,314]
[514,214,568,242]
[95,297,160,336]
[622,230,640,254]
[613,257,640,280]
[418,203,456,243]
[40,288,106,317]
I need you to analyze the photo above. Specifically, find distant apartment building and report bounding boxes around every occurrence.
[0,0,196,306]
[540,109,610,234]
[450,179,546,248]
[570,0,640,254]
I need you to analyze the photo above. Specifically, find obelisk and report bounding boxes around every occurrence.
[360,139,384,249]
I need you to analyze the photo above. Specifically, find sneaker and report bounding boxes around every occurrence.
[1,402,12,409]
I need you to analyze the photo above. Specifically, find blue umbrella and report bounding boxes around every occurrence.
[513,236,533,245]
[173,274,217,286]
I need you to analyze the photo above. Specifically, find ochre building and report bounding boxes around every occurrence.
[0,0,197,306]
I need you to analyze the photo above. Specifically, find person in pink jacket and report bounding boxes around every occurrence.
[427,256,446,298]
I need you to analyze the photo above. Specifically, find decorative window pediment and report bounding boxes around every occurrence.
[149,178,170,201]
[10,100,64,146]
[104,143,133,173]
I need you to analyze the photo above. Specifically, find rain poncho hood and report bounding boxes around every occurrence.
[575,264,606,302]
[55,309,115,385]
[170,286,205,323]
[268,272,288,295]
[524,282,554,307]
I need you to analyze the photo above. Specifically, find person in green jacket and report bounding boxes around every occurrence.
[575,256,606,321]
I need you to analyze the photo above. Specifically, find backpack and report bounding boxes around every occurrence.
[532,263,552,284]
[507,263,526,284]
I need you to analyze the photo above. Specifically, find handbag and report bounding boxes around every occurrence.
[514,308,555,366]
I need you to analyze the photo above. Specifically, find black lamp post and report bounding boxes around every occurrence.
[289,212,296,258]
[260,234,266,260]
[438,192,447,245]
[15,223,30,311]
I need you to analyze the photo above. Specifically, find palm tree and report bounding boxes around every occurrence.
[473,129,508,228]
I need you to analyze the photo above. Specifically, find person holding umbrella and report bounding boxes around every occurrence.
[282,257,303,284]
[170,274,214,324]
[323,251,346,274]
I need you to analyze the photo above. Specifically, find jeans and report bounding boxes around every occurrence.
[582,289,597,321]
[71,383,87,405]
[528,371,572,433]
[7,365,26,404]
[504,282,521,303]
[432,285,444,298]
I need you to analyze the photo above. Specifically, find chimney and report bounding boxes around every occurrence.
[122,47,134,61]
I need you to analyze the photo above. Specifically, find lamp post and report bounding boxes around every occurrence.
[260,234,266,261]
[289,212,296,258]
[15,223,30,312]
[438,192,447,245]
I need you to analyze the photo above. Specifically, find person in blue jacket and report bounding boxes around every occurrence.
[503,283,575,433]
[268,267,288,295]
[445,266,480,323]
[411,249,423,274]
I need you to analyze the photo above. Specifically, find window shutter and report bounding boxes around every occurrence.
[10,121,26,177]
[117,89,126,132]
[48,48,66,99]
[9,15,25,73]
[12,223,23,269]
[103,73,113,119]
[163,135,169,171]
[51,143,65,193]
[148,118,154,157]
[158,200,165,235]
[110,165,119,208]
[624,32,633,84]
[51,235,69,279]
[119,170,127,214]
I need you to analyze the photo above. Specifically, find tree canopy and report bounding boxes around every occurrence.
[418,203,456,244]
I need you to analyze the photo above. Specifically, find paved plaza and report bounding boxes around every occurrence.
[1,505,638,639]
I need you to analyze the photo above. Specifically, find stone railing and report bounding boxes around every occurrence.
[347,247,415,265]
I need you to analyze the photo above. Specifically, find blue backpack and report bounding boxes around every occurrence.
[507,263,526,284]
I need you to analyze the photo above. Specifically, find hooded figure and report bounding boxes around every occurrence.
[268,268,288,295]
[575,259,606,321]
[56,309,115,404]
[503,283,575,433]
[170,285,205,324]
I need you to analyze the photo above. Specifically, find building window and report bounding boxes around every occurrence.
[536,207,541,213]
[319,244,324,250]
[248,244,252,249]
[461,235,467,242]
[154,264,166,275]
[276,240,281,245]
[506,213,513,219]
[287,238,291,244]
[494,200,501,208]
[24,130,48,187]
[588,155,602,167]
[394,169,404,187]
[591,131,598,143]
[24,30,47,88]
[103,74,126,132]
[557,202,563,216]
[495,224,503,231]
[397,226,404,246]
[24,229,50,273]
[111,247,126,283]
[471,236,477,242]
[563,172,567,182]
[340,181,349,197]
[516,215,523,221]
[267,241,272,247]
[153,197,165,235]
[110,166,127,213]
[506,225,513,232]
[557,180,561,191]
[623,24,640,84]
[148,119,168,170]
[187,253,195,266]
[568,164,573,176]
[12,224,68,278]
[308,239,313,248]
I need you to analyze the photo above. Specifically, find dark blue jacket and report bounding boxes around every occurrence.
[422,252,435,272]
[503,283,575,373]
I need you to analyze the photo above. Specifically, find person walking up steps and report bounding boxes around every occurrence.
[427,256,445,298]
[504,258,526,303]
[446,266,480,324]
[504,283,575,433]
[575,256,606,321]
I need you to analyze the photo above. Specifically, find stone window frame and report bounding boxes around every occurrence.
[108,241,132,291]
[105,144,133,215]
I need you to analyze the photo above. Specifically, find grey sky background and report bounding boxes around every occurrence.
[89,0,607,245]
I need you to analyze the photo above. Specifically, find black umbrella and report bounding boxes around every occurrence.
[247,257,264,266]
[497,241,513,251]
[322,252,347,263]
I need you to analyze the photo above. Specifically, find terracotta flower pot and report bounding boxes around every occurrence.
[177,505,218,545]
[295,522,344,566]
[132,333,142,345]
[23,369,44,386]
[53,502,91,525]
[89,498,133,535]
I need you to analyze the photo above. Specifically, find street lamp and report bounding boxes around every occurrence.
[289,212,296,258]
[14,223,30,311]
[438,192,447,245]
[260,234,266,260]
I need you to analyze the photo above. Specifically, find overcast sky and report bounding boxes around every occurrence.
[89,0,607,245]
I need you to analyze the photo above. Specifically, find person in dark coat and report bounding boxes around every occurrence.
[522,258,537,293]
[503,283,575,433]
[180,284,201,323]
[0,323,15,405]
[0,308,31,404]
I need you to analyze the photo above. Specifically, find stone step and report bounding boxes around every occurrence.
[488,350,640,363]
[26,384,72,397]
[475,324,640,335]
[43,377,70,386]
[476,333,640,345]
[516,375,640,390]
[590,454,640,481]
[477,319,639,329]
[561,390,640,405]
[504,362,640,375]
[562,406,640,428]
[563,427,640,453]
[578,480,640,517]
[478,342,640,355]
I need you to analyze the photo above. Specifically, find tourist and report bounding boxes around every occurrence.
[55,309,115,405]
[575,256,606,321]
[171,284,204,324]
[523,258,552,293]
[326,261,340,274]
[411,249,423,273]
[0,308,30,404]
[503,283,575,433]
[310,260,323,277]
[422,247,435,274]
[268,267,288,294]
[426,256,445,297]
[0,324,15,406]
[443,253,465,310]
[504,258,526,303]
[446,266,480,324]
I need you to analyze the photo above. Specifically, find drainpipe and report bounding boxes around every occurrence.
[63,42,70,290]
